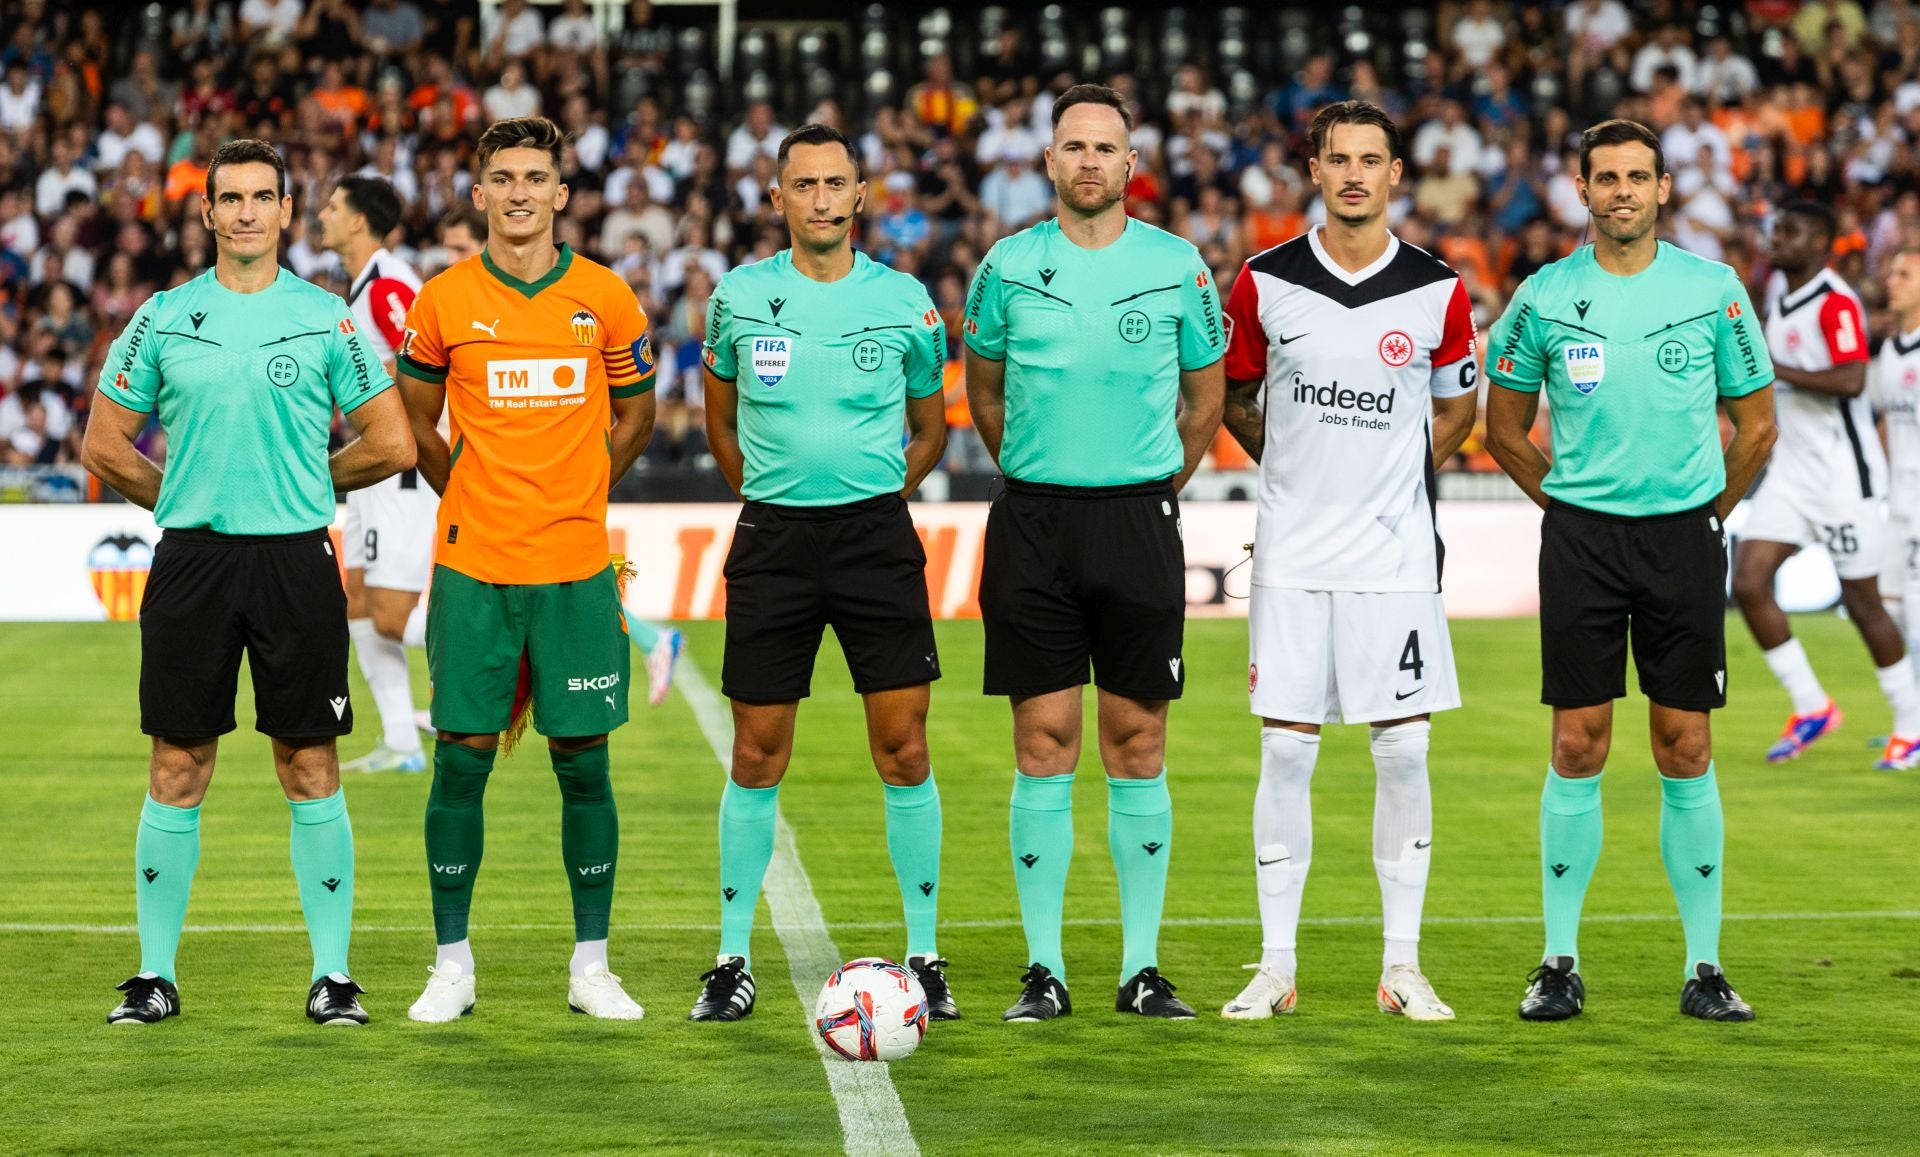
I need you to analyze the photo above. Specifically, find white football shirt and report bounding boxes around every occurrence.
[349,247,422,370]
[1873,324,1920,519]
[1224,228,1476,592]
[1762,266,1882,499]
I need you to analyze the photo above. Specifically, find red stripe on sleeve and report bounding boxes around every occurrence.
[1224,263,1269,381]
[1433,278,1474,367]
[1818,292,1869,365]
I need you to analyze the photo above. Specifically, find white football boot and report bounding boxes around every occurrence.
[1221,963,1298,1019]
[1377,963,1455,1021]
[407,960,476,1022]
[568,962,646,1020]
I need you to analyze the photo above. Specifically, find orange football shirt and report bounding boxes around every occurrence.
[399,244,655,584]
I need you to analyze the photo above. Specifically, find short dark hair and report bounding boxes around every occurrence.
[441,205,488,241]
[205,139,286,201]
[1050,83,1133,131]
[336,175,405,240]
[775,123,862,182]
[1780,198,1838,248]
[476,116,566,173]
[1579,118,1665,181]
[1308,100,1403,162]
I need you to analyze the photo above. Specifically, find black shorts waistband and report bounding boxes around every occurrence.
[1002,476,1176,500]
[161,527,333,546]
[743,493,902,521]
[1547,499,1716,525]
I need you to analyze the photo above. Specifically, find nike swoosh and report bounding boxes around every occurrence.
[1413,839,1431,849]
[1276,332,1309,345]
[1256,856,1291,866]
[1394,688,1420,700]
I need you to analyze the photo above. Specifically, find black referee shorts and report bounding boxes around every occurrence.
[721,493,939,703]
[139,528,353,740]
[981,477,1186,701]
[1539,499,1728,712]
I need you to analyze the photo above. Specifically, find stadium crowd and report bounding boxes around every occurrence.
[1,0,1917,481]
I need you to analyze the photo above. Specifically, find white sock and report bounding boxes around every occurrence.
[436,938,474,975]
[1255,727,1318,978]
[403,603,428,649]
[1762,637,1828,716]
[353,620,423,755]
[1877,659,1920,738]
[1371,721,1433,971]
[570,938,609,979]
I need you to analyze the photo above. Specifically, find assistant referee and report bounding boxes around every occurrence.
[964,84,1226,1023]
[692,123,954,1023]
[83,140,415,1027]
[1485,119,1776,1023]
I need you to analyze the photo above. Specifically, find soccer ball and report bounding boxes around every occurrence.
[813,957,929,1062]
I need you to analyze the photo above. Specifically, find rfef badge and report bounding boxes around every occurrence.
[1562,342,1605,395]
[753,337,791,387]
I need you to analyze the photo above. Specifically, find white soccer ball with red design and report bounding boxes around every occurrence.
[813,957,929,1062]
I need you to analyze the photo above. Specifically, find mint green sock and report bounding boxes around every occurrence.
[425,741,495,945]
[623,609,661,653]
[718,781,779,969]
[1660,765,1724,976]
[552,745,618,942]
[884,775,942,959]
[1541,767,1603,967]
[1010,772,1074,981]
[1109,771,1173,980]
[288,789,354,982]
[136,795,200,983]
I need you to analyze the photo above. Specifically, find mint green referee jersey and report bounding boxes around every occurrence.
[963,217,1225,487]
[96,267,392,534]
[703,249,944,505]
[1486,242,1772,517]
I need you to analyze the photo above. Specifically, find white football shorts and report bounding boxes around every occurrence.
[1742,473,1886,581]
[342,470,439,592]
[1248,585,1461,725]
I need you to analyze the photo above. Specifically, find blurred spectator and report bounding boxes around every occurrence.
[238,0,306,48]
[978,152,1051,229]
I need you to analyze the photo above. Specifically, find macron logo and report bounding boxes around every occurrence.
[1169,658,1182,680]
[329,696,348,720]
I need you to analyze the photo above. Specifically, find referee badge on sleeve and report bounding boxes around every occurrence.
[752,336,792,388]
[1562,342,1605,395]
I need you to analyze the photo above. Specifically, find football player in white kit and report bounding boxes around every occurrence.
[1874,248,1920,740]
[1730,202,1920,770]
[318,176,435,774]
[1217,101,1479,1021]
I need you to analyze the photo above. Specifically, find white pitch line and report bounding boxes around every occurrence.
[8,911,1917,937]
[676,656,919,1157]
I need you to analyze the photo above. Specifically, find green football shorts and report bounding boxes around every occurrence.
[425,563,631,738]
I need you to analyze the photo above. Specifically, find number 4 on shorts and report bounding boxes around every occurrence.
[1399,630,1424,681]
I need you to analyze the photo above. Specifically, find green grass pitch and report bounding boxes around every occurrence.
[1,615,1916,1154]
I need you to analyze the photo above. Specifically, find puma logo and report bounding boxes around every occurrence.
[471,319,500,337]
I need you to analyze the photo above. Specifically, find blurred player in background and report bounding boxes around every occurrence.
[84,140,414,1026]
[965,84,1225,1023]
[1218,101,1476,1023]
[1731,202,1920,770]
[1875,249,1920,702]
[1487,119,1775,1022]
[689,123,951,1023]
[396,117,657,1023]
[319,176,432,775]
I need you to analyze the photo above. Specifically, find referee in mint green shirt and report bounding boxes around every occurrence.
[964,84,1227,1023]
[83,140,415,1028]
[1485,119,1776,1024]
[690,124,954,1024]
